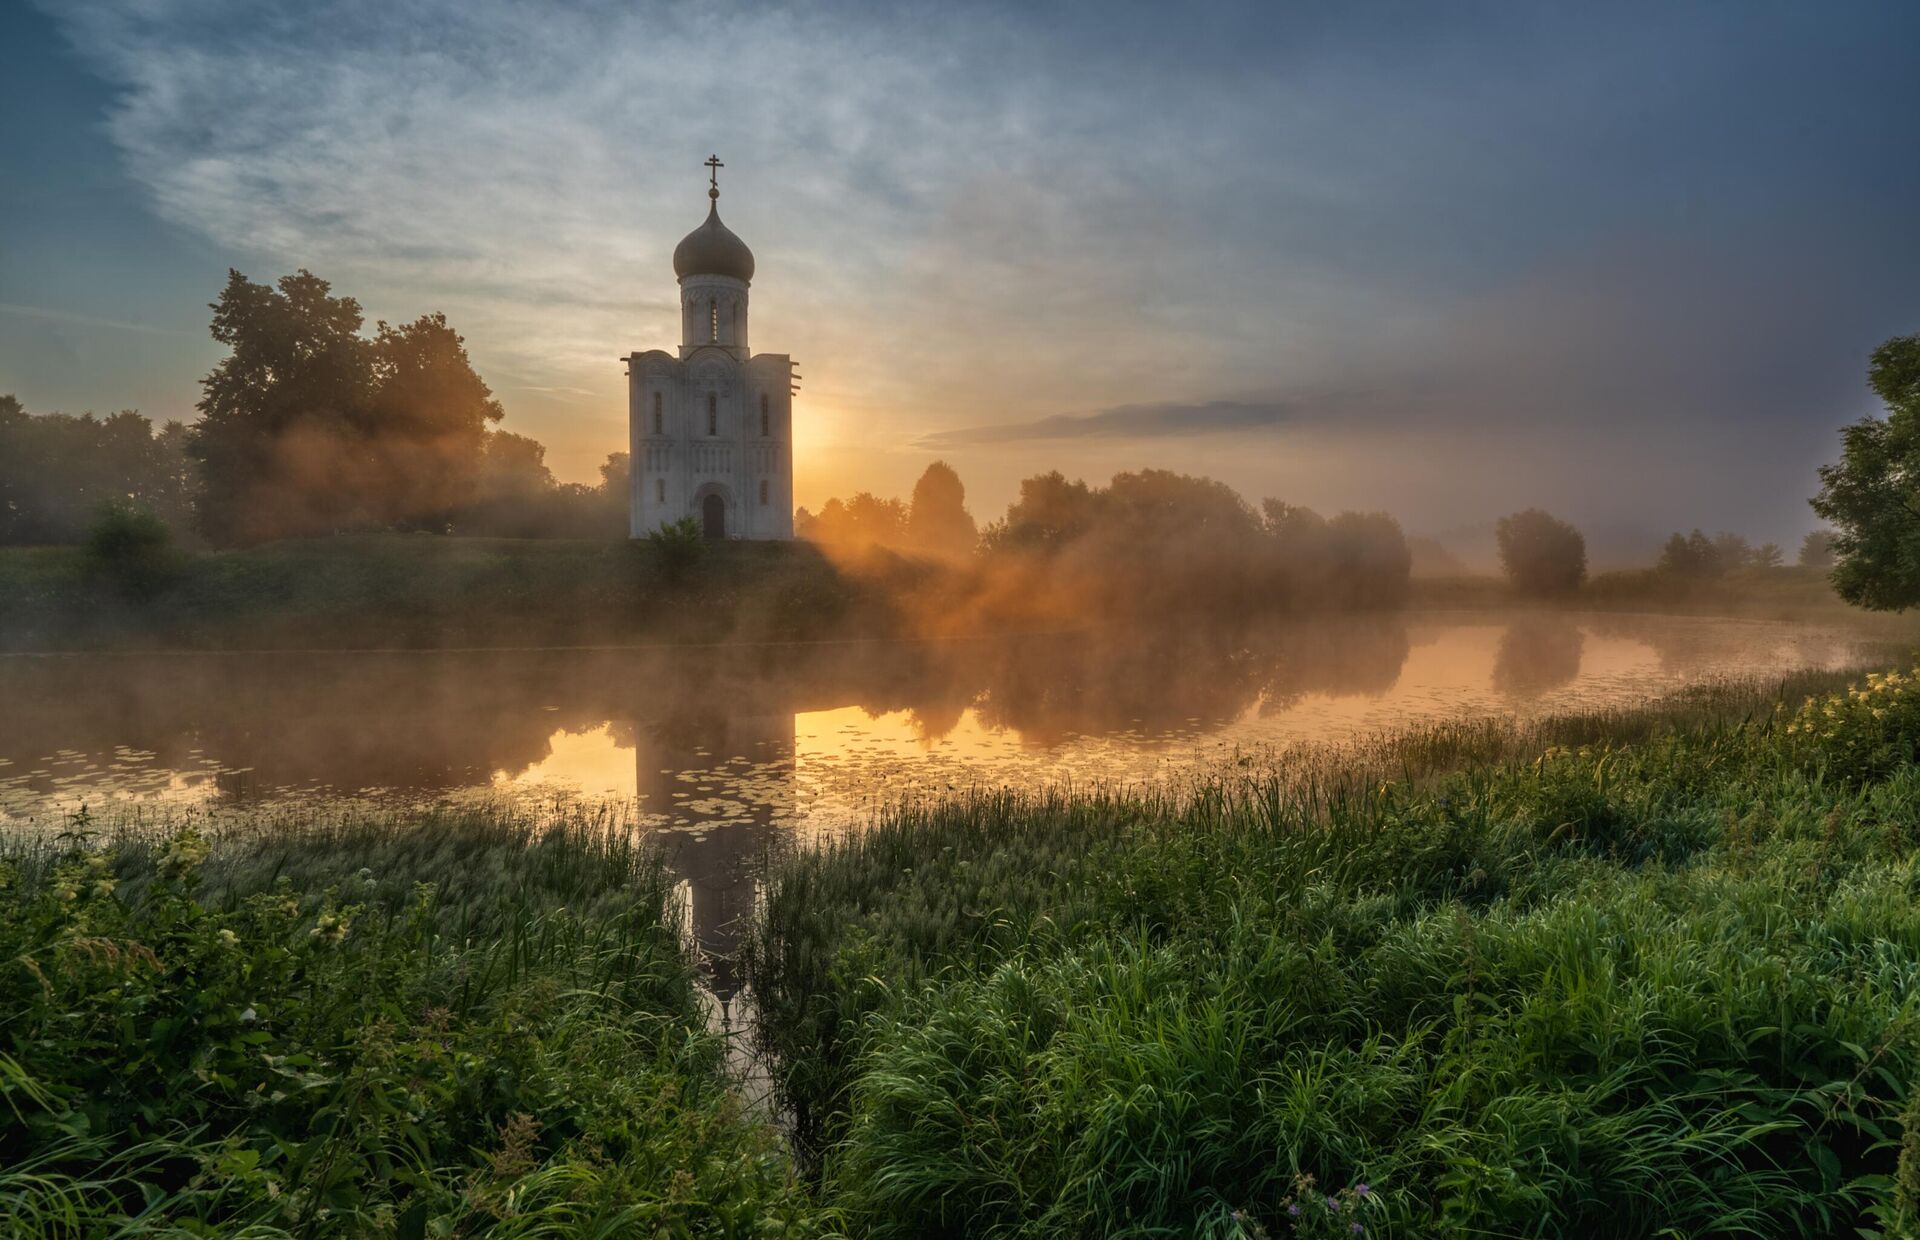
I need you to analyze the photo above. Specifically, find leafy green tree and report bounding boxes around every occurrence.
[190,270,502,545]
[1495,509,1587,596]
[1812,333,1920,609]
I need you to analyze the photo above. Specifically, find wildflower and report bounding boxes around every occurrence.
[1350,1226,1365,1235]
[1355,1183,1371,1197]
[310,912,350,945]
[1327,1196,1341,1211]
[240,1006,258,1022]
[158,828,210,880]
[1287,1204,1302,1218]
[91,878,116,899]
[218,928,240,948]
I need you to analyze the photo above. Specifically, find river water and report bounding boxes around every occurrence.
[0,610,1896,1010]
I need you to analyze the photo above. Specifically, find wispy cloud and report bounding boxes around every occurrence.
[918,399,1295,448]
[0,302,188,338]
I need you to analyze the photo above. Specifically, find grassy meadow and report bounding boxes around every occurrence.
[10,664,1920,1234]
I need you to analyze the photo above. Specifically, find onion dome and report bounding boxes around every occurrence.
[673,189,755,283]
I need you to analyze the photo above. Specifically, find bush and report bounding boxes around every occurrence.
[83,502,179,598]
[1495,508,1586,596]
[646,514,707,577]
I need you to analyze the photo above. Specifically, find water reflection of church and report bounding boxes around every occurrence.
[631,708,796,1015]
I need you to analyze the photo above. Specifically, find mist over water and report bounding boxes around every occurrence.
[1,612,1882,828]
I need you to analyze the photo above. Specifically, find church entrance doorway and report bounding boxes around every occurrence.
[702,493,727,540]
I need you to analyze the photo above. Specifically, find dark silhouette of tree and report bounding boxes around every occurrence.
[1812,332,1920,609]
[802,493,909,548]
[1495,509,1587,596]
[1659,529,1722,578]
[906,461,978,558]
[0,395,195,544]
[1799,529,1836,569]
[189,269,502,545]
[980,471,1101,552]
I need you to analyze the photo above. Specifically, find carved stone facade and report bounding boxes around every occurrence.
[626,184,793,540]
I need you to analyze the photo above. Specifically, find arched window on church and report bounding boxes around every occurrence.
[707,391,718,436]
[652,391,662,435]
[759,479,769,506]
[656,477,665,504]
[709,298,718,343]
[759,393,769,437]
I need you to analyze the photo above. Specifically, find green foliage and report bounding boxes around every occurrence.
[647,514,709,576]
[83,501,179,598]
[1812,332,1920,610]
[749,668,1920,1235]
[1496,508,1586,595]
[0,811,817,1236]
[0,394,195,546]
[190,270,507,545]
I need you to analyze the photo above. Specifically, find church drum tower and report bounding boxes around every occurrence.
[626,157,795,540]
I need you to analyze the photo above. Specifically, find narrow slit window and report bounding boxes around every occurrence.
[709,298,718,342]
[759,479,769,506]
[707,392,718,436]
[655,477,665,504]
[759,394,769,437]
[652,391,662,434]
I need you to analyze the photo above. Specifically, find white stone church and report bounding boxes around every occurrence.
[625,159,795,540]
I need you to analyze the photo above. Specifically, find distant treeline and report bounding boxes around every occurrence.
[801,465,1413,618]
[1,270,627,547]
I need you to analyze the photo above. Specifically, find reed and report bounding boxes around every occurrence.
[748,666,1920,1236]
[0,805,819,1237]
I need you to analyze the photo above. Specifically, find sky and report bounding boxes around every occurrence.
[4,0,1918,559]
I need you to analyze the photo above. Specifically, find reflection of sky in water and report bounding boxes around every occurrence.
[0,613,1896,829]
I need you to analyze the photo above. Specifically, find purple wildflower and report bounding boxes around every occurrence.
[1354,1183,1371,1197]
[1287,1203,1302,1218]
[1327,1196,1341,1210]
[1350,1225,1365,1236]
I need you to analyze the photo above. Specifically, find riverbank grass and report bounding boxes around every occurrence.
[0,807,816,1236]
[749,667,1920,1236]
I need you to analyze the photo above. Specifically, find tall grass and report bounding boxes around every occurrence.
[1,805,819,1236]
[748,667,1920,1236]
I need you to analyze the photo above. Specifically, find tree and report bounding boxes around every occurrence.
[1494,509,1587,596]
[906,461,978,558]
[1811,333,1920,609]
[1799,529,1836,569]
[0,395,195,544]
[1752,542,1784,569]
[980,471,1101,552]
[189,270,501,545]
[803,493,910,549]
[1658,529,1724,578]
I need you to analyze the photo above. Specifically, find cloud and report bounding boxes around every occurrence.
[0,302,189,338]
[917,399,1295,448]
